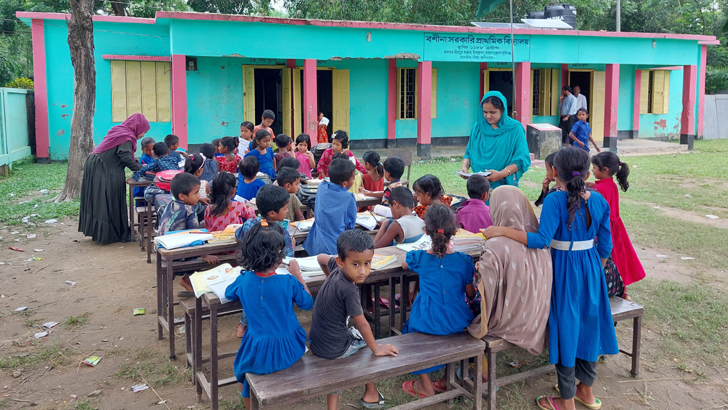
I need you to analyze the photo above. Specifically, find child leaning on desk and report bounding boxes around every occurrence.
[234,184,295,338]
[224,220,312,410]
[311,230,398,410]
[373,186,424,248]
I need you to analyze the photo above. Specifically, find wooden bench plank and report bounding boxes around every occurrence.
[247,332,484,406]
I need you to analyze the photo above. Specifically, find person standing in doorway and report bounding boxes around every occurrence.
[573,85,588,111]
[559,86,578,145]
[317,112,330,144]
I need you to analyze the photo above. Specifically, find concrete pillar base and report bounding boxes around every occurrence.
[36,157,50,164]
[680,134,695,150]
[603,136,618,152]
[417,143,431,160]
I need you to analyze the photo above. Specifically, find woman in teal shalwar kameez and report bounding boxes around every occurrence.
[460,91,531,196]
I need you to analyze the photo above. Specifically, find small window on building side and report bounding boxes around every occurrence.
[640,69,670,115]
[398,68,417,119]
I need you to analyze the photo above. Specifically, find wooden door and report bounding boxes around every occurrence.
[591,71,606,142]
[243,66,255,123]
[332,69,350,135]
[282,68,292,136]
[293,68,302,137]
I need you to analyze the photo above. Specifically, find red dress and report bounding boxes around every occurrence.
[216,154,242,174]
[362,173,384,192]
[204,201,257,232]
[594,178,645,286]
[318,124,328,144]
[316,149,367,177]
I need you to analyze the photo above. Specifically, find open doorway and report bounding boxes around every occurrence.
[254,68,283,136]
[317,70,333,140]
[488,70,514,115]
[568,71,592,111]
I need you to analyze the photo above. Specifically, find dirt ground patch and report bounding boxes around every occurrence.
[1,221,728,409]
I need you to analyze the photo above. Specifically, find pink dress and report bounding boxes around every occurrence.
[594,178,645,286]
[296,151,313,178]
[204,201,257,232]
[316,149,366,177]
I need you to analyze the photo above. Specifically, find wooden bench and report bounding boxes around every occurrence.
[477,297,644,410]
[247,332,486,410]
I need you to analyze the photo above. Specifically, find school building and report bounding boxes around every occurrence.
[17,11,718,160]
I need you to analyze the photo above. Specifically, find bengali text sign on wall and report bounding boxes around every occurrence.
[423,33,530,62]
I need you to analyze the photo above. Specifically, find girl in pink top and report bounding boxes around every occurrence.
[204,172,256,231]
[316,130,366,178]
[295,134,315,178]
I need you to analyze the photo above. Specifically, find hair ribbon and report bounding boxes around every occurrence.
[437,229,444,234]
[572,171,581,177]
[260,219,269,227]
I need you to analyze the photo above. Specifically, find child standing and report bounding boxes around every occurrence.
[590,152,645,299]
[316,130,366,178]
[456,174,493,232]
[239,121,254,156]
[400,204,476,398]
[569,109,601,153]
[535,152,558,207]
[311,230,398,410]
[276,168,304,222]
[139,137,156,165]
[184,153,210,203]
[412,175,452,219]
[274,134,295,165]
[236,156,266,201]
[254,109,276,142]
[225,221,312,410]
[295,134,315,178]
[303,158,357,255]
[484,146,618,410]
[373,186,424,248]
[204,172,256,231]
[216,137,242,174]
[368,157,405,218]
[212,138,223,158]
[131,142,180,181]
[317,111,329,144]
[245,129,276,179]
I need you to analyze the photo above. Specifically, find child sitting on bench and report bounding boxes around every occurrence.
[373,186,424,248]
[311,230,398,410]
[225,221,312,410]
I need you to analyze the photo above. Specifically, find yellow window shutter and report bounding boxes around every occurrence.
[550,69,559,116]
[483,69,489,95]
[591,71,606,142]
[282,68,292,136]
[243,66,256,123]
[332,69,350,135]
[292,68,302,137]
[661,71,670,115]
[652,71,665,114]
[156,62,171,122]
[540,69,550,116]
[431,67,437,119]
[140,61,157,122]
[125,61,142,117]
[529,69,534,122]
[110,60,127,122]
[639,70,649,114]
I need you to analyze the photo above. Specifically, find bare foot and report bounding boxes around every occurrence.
[179,275,194,292]
[236,323,246,338]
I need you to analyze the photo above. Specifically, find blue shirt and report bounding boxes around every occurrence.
[199,158,218,183]
[235,216,295,257]
[571,120,592,152]
[303,181,357,255]
[236,175,266,201]
[139,153,155,165]
[560,94,578,116]
[132,155,180,181]
[245,148,276,179]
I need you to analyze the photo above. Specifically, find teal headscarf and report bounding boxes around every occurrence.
[464,91,531,188]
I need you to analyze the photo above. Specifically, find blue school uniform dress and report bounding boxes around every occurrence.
[571,120,592,152]
[245,148,276,179]
[402,250,475,374]
[236,174,266,201]
[527,191,619,367]
[225,271,313,398]
[302,180,356,255]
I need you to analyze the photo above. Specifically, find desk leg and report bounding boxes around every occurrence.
[486,349,496,410]
[631,316,642,376]
[445,362,455,406]
[128,185,135,242]
[156,253,164,340]
[249,389,259,410]
[195,297,203,398]
[210,304,219,410]
[167,261,176,360]
[400,275,408,329]
[473,351,483,410]
[373,284,381,338]
[184,312,191,368]
[388,277,396,336]
[146,206,153,263]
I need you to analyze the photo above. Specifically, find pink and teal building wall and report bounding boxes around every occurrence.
[18,11,717,160]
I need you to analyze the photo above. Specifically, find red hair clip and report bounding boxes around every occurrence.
[437,229,444,234]
[260,219,269,227]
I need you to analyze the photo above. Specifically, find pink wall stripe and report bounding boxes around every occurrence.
[303,59,318,137]
[515,62,531,129]
[681,65,697,135]
[17,12,155,24]
[697,45,707,137]
[171,54,188,148]
[561,64,569,91]
[388,60,396,140]
[102,54,170,61]
[416,61,432,145]
[633,69,641,131]
[31,19,49,159]
[604,64,620,138]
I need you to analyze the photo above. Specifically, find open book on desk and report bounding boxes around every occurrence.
[189,264,242,302]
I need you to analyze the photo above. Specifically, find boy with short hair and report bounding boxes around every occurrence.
[569,108,601,153]
[234,184,294,337]
[211,138,223,158]
[198,142,219,183]
[276,167,304,222]
[303,158,357,255]
[236,156,266,201]
[131,142,180,181]
[369,156,405,218]
[455,174,493,232]
[373,186,424,248]
[164,134,183,163]
[254,109,276,141]
[274,134,294,165]
[311,230,398,410]
[139,137,156,165]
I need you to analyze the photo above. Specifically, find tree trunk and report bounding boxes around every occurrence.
[110,1,126,16]
[56,0,96,202]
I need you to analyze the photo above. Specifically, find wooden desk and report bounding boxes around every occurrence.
[126,179,152,242]
[355,195,382,208]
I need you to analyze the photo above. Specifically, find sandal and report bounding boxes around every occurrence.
[359,390,385,409]
[554,384,602,410]
[431,379,448,394]
[536,396,560,410]
[401,380,428,398]
[177,291,195,298]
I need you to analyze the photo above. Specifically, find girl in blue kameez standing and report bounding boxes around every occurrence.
[485,146,619,410]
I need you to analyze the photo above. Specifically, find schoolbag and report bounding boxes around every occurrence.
[297,182,319,210]
[154,170,183,192]
[311,143,331,169]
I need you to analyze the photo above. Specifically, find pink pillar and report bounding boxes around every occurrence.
[416,61,432,159]
[171,54,188,149]
[303,59,318,137]
[604,64,620,151]
[633,69,641,137]
[515,62,531,129]
[388,60,397,142]
[697,45,707,138]
[479,62,487,102]
[31,19,50,162]
[681,65,697,150]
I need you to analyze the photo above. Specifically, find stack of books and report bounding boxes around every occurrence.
[450,230,486,253]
